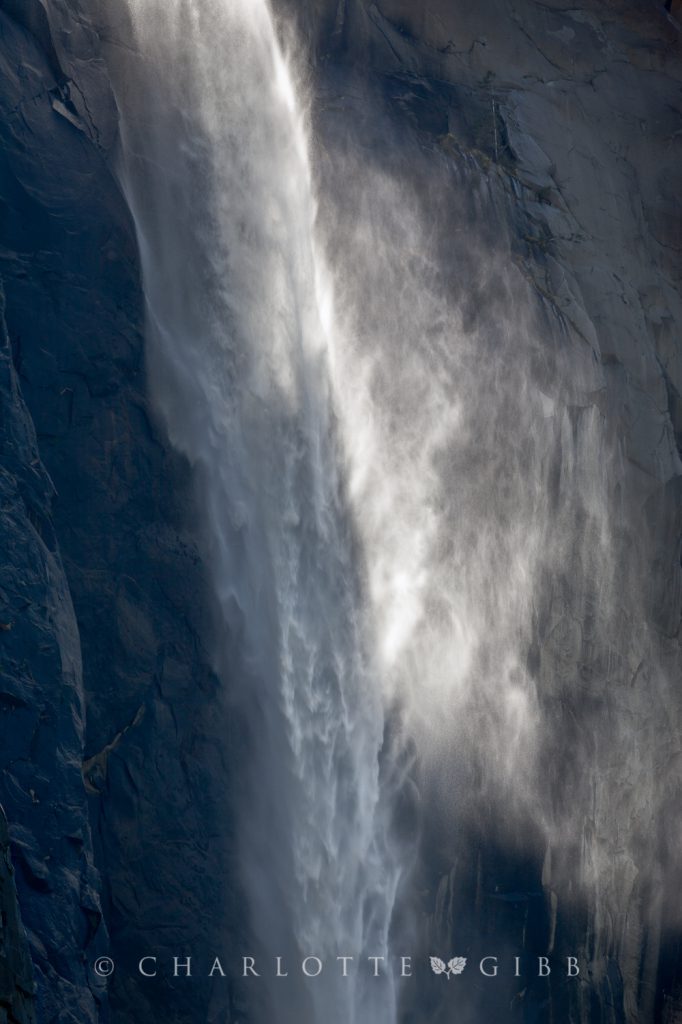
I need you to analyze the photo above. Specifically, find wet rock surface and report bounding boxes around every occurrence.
[0,0,679,1022]
[283,1,682,1021]
[0,3,233,1023]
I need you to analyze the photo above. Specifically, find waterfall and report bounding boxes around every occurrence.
[112,1,402,1022]
[102,0,677,1020]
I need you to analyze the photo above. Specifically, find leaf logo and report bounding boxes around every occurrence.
[430,956,467,978]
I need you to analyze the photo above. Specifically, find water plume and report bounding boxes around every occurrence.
[101,0,680,1020]
[111,2,402,1021]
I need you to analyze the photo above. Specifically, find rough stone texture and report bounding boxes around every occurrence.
[0,264,105,1024]
[0,0,679,1022]
[0,4,234,1023]
[0,808,36,1024]
[275,1,682,1020]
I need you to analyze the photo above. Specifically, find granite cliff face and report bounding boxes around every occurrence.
[0,3,231,1022]
[290,4,682,1020]
[0,1,680,1023]
[0,808,36,1024]
[279,3,682,1021]
[0,257,105,1024]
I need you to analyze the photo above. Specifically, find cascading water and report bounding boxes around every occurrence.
[99,0,678,1021]
[111,2,403,1022]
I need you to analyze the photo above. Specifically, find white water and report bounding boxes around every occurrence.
[105,0,667,1020]
[109,0,567,1017]
[114,2,403,1021]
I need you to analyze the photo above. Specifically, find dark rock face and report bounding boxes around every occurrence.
[0,264,105,1023]
[279,2,682,1021]
[0,808,36,1024]
[0,1,680,1023]
[0,4,232,1023]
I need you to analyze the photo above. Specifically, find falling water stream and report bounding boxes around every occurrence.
[109,1,569,1020]
[102,0,678,1021]
[113,2,404,1021]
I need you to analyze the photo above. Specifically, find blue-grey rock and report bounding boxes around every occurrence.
[0,806,36,1024]
[0,271,106,1023]
[0,5,236,1022]
[0,1,680,1023]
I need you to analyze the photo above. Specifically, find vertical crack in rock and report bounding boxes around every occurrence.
[0,808,36,1024]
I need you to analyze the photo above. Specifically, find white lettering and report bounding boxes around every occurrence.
[302,957,323,977]
[336,957,353,977]
[138,957,157,977]
[276,957,288,977]
[480,957,498,977]
[368,956,385,977]
[242,957,259,977]
[173,957,192,977]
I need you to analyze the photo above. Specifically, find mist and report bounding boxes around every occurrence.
[99,0,682,1020]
